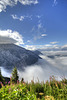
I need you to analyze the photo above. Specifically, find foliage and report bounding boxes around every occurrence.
[0,76,67,100]
[11,67,19,84]
[0,68,5,88]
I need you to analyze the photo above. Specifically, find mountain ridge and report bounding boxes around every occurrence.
[0,44,41,70]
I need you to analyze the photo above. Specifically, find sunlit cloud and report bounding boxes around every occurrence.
[0,0,39,12]
[0,29,24,45]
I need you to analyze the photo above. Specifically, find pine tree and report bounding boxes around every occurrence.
[0,68,5,88]
[11,67,19,83]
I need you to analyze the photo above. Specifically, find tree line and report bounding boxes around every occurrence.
[0,67,24,88]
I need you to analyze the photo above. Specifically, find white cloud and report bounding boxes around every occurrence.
[24,44,61,51]
[0,36,17,44]
[61,44,67,48]
[24,44,53,50]
[1,50,67,82]
[36,15,41,19]
[24,43,67,51]
[50,41,59,44]
[27,40,31,43]
[34,33,47,41]
[11,14,33,21]
[11,14,24,21]
[31,26,35,32]
[0,0,38,12]
[26,15,32,20]
[25,45,36,50]
[34,35,40,40]
[0,29,24,45]
[19,0,38,5]
[41,34,47,37]
[32,22,46,41]
[37,21,46,33]
[53,0,58,6]
[45,44,52,47]
[38,23,42,29]
[11,15,18,19]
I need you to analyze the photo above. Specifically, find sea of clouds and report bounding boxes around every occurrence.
[0,50,67,83]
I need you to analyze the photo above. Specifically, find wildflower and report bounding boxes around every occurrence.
[9,88,11,91]
[0,82,3,87]
[8,81,10,85]
[17,80,19,84]
[63,83,65,85]
[50,76,52,81]
[5,82,7,84]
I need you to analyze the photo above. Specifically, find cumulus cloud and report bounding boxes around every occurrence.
[0,29,24,45]
[0,0,38,12]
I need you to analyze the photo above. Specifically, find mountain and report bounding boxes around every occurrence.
[33,50,43,55]
[0,44,41,70]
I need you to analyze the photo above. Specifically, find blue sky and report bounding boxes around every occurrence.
[0,0,67,50]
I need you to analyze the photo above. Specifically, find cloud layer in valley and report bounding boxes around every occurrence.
[1,50,67,82]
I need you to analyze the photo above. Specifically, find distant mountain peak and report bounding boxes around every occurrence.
[0,44,41,70]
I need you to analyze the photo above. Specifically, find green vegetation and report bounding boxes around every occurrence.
[0,68,67,100]
[11,67,19,84]
[0,68,5,88]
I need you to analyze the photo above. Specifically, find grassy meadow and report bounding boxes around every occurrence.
[0,76,67,100]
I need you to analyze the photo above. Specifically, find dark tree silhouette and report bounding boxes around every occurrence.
[11,67,19,83]
[0,68,5,88]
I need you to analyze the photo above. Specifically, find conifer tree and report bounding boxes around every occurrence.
[11,67,19,83]
[0,68,5,88]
